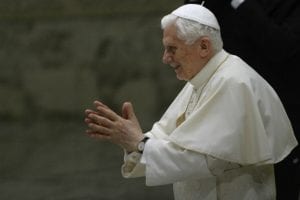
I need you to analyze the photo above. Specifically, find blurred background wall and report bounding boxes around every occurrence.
[0,0,184,199]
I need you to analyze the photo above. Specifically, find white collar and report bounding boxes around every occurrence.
[189,50,229,90]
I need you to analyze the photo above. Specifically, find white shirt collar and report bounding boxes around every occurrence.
[189,50,229,90]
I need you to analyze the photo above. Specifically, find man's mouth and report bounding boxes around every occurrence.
[171,64,181,70]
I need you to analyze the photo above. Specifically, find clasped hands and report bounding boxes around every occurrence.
[84,100,144,153]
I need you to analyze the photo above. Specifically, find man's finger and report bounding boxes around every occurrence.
[87,121,112,135]
[85,109,99,117]
[96,106,119,122]
[93,100,109,109]
[84,117,93,124]
[88,113,112,127]
[85,129,111,140]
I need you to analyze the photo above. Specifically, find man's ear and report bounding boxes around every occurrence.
[197,37,211,57]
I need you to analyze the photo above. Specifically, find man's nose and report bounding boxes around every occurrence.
[162,51,172,64]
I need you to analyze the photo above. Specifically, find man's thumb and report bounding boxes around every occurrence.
[122,102,137,120]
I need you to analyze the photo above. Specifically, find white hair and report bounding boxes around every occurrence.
[161,14,223,53]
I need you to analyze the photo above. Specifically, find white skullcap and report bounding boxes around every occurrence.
[172,4,220,30]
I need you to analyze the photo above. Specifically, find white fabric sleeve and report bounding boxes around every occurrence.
[231,0,245,9]
[140,138,215,186]
[121,132,155,178]
[122,151,145,178]
[122,138,242,185]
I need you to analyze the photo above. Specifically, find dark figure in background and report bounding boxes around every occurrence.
[184,0,300,199]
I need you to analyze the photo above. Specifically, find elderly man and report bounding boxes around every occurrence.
[84,4,298,200]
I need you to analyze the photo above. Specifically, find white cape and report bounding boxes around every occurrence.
[149,50,297,165]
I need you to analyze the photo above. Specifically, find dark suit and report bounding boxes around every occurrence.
[185,0,300,199]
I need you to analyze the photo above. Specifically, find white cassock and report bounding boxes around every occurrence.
[121,50,298,200]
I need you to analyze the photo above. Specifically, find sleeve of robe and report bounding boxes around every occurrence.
[122,137,241,186]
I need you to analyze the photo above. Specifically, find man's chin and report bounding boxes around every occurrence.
[175,73,187,81]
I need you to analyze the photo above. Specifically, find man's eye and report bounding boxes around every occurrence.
[167,46,176,54]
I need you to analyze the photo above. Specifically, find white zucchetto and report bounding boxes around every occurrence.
[172,4,220,30]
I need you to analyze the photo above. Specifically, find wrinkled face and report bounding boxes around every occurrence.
[162,24,206,81]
